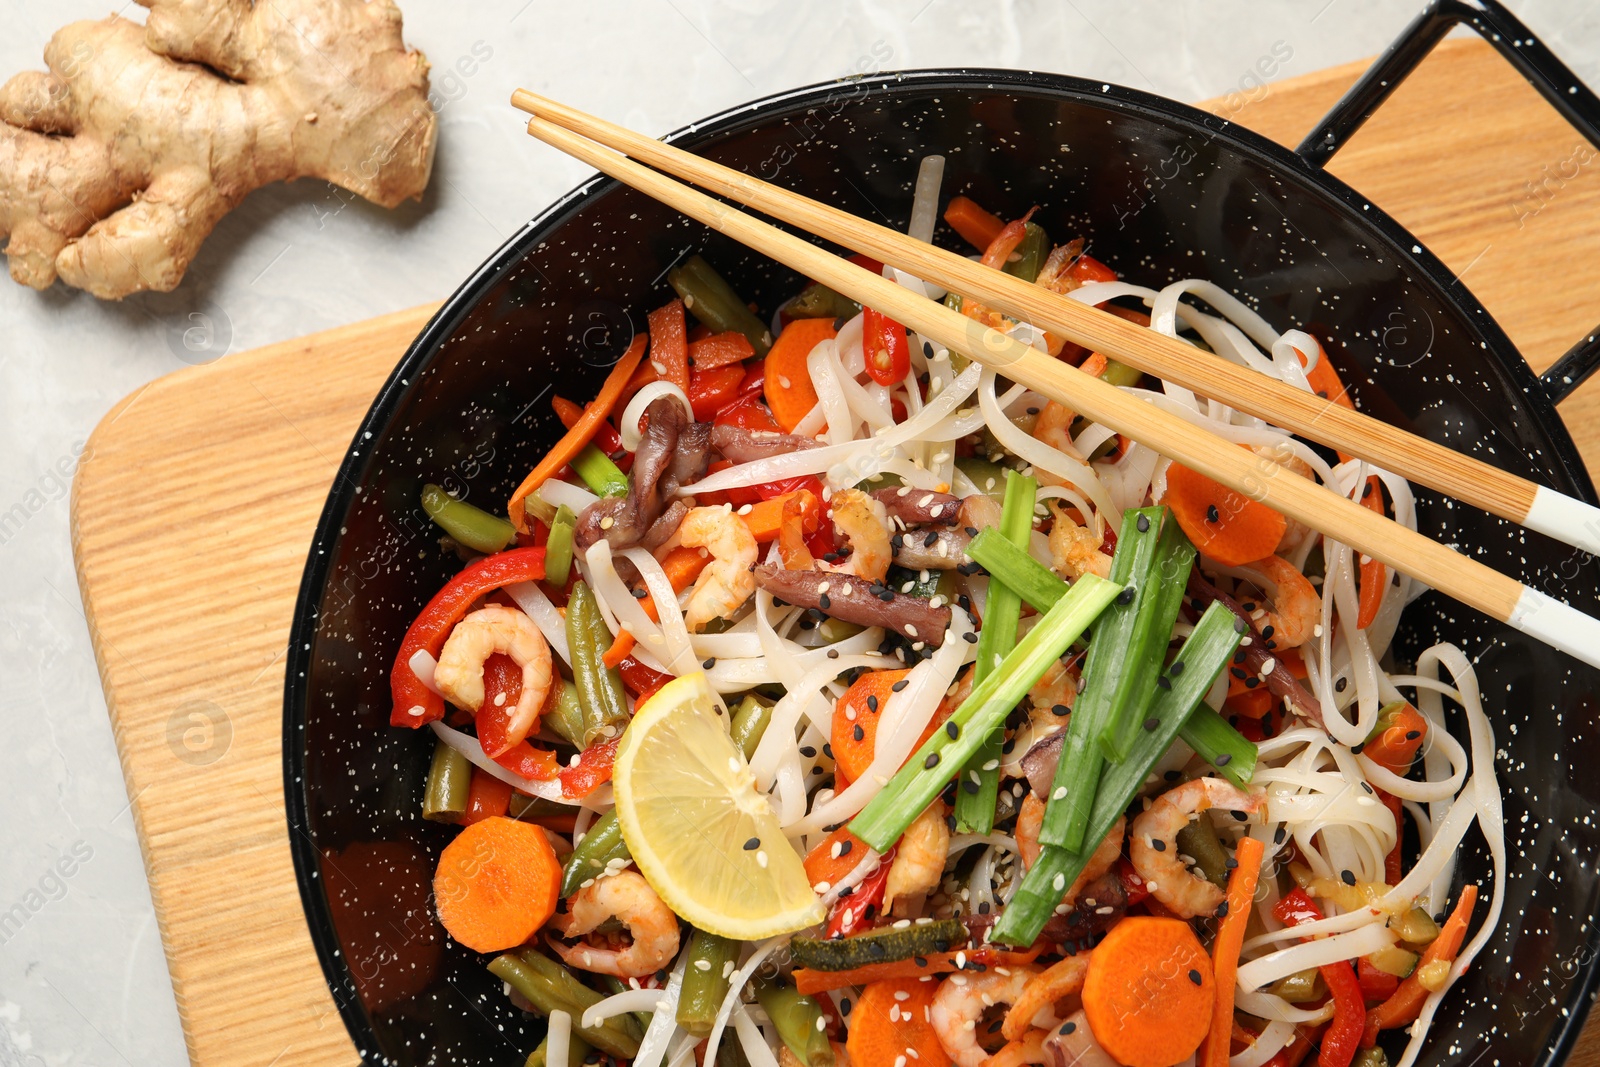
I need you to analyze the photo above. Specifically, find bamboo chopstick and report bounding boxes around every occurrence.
[512,100,1600,671]
[511,88,1600,561]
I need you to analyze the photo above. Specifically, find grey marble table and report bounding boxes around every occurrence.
[1,1,1594,1062]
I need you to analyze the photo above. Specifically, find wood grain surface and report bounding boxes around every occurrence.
[69,38,1600,1067]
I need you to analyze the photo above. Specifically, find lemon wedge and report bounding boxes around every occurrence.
[613,672,826,940]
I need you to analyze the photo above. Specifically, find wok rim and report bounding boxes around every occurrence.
[283,65,1600,1062]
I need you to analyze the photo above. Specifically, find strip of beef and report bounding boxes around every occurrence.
[1019,730,1065,800]
[874,487,961,526]
[575,398,709,552]
[1187,572,1329,732]
[753,563,952,647]
[709,423,820,464]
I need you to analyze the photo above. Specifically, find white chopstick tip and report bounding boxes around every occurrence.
[1524,486,1600,557]
[1509,586,1600,670]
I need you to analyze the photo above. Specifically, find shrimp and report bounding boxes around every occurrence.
[432,605,552,752]
[1129,777,1264,919]
[825,488,891,582]
[1252,443,1317,555]
[549,870,680,978]
[1015,794,1123,907]
[885,802,950,913]
[1243,554,1322,649]
[931,964,1051,1067]
[1027,656,1079,714]
[1032,400,1084,457]
[1047,502,1111,581]
[677,505,758,631]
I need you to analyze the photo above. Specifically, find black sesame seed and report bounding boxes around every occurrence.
[963,631,979,644]
[1156,676,1171,690]
[841,996,853,1014]
[1226,856,1239,869]
[965,526,979,538]
[878,590,894,602]
[1244,677,1259,689]
[1144,716,1160,732]
[1233,648,1248,665]
[1406,729,1421,741]
[1116,585,1137,606]
[1241,602,1257,612]
[1060,1022,1078,1036]
[853,724,865,741]
[1206,504,1220,523]
[1234,618,1248,634]
[702,657,716,669]
[988,1020,1004,1034]
[946,721,961,740]
[1153,838,1168,852]
[866,695,879,713]
[924,531,939,548]
[923,341,934,357]
[914,956,928,967]
[743,837,760,850]
[1136,514,1151,533]
[1216,753,1233,766]
[823,744,833,758]
[799,746,816,758]
[1216,901,1230,918]
[1170,660,1185,676]
[1052,703,1070,717]
[1231,668,1248,680]
[1335,677,1349,693]
[924,753,941,769]
[1188,969,1203,985]
[819,593,831,610]
[1165,769,1182,781]
[892,679,910,692]
[838,840,853,856]
[631,588,649,598]
[833,316,848,331]
[1341,869,1357,886]
[1232,810,1248,822]
[977,901,991,915]
[962,779,980,794]
[1261,625,1275,640]
[1274,827,1286,844]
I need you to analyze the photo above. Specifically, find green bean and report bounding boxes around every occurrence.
[525,1027,592,1067]
[488,952,641,1059]
[668,255,773,355]
[421,483,515,554]
[544,505,577,586]
[1002,221,1049,283]
[786,281,861,321]
[565,582,631,747]
[1176,817,1229,889]
[753,977,834,1067]
[571,445,629,498]
[421,738,471,822]
[676,929,739,1036]
[560,810,631,897]
[543,678,587,749]
[729,694,773,761]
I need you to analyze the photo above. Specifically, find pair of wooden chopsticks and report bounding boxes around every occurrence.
[510,89,1600,671]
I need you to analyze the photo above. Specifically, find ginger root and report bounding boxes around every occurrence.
[0,0,437,299]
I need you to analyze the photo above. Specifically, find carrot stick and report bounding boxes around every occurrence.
[601,545,710,666]
[845,978,954,1066]
[1084,916,1215,1067]
[433,816,561,952]
[1356,477,1387,628]
[943,194,1006,251]
[1362,884,1478,1045]
[830,668,913,784]
[648,299,690,392]
[763,318,836,432]
[740,488,819,542]
[1201,835,1266,1067]
[507,334,647,531]
[1364,703,1428,775]
[802,826,873,891]
[1164,459,1289,567]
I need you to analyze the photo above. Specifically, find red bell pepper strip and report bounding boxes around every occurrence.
[712,391,780,434]
[1116,857,1151,908]
[687,363,747,421]
[1272,889,1365,1067]
[1068,253,1119,285]
[846,253,886,277]
[1357,956,1400,1001]
[824,847,896,938]
[617,655,674,699]
[1378,792,1404,885]
[862,307,911,386]
[390,547,547,727]
[475,652,527,757]
[754,474,824,501]
[492,741,560,781]
[462,768,513,825]
[560,737,619,798]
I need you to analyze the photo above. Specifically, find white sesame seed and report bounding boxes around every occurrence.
[757,851,769,868]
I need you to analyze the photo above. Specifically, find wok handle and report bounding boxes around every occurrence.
[1296,0,1600,405]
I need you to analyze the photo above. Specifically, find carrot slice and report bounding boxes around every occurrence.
[793,945,1042,995]
[433,816,560,952]
[507,334,647,531]
[1362,884,1478,1045]
[1356,476,1387,628]
[462,768,513,825]
[740,488,820,542]
[1165,460,1289,567]
[1201,835,1265,1067]
[1083,916,1215,1067]
[1364,702,1427,776]
[943,195,1006,251]
[764,318,836,432]
[688,330,756,370]
[845,978,952,1067]
[830,668,914,783]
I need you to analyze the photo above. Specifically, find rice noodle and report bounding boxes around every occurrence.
[619,381,693,451]
[632,949,689,1067]
[504,581,573,664]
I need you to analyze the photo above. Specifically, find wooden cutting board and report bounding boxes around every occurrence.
[70,38,1600,1067]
